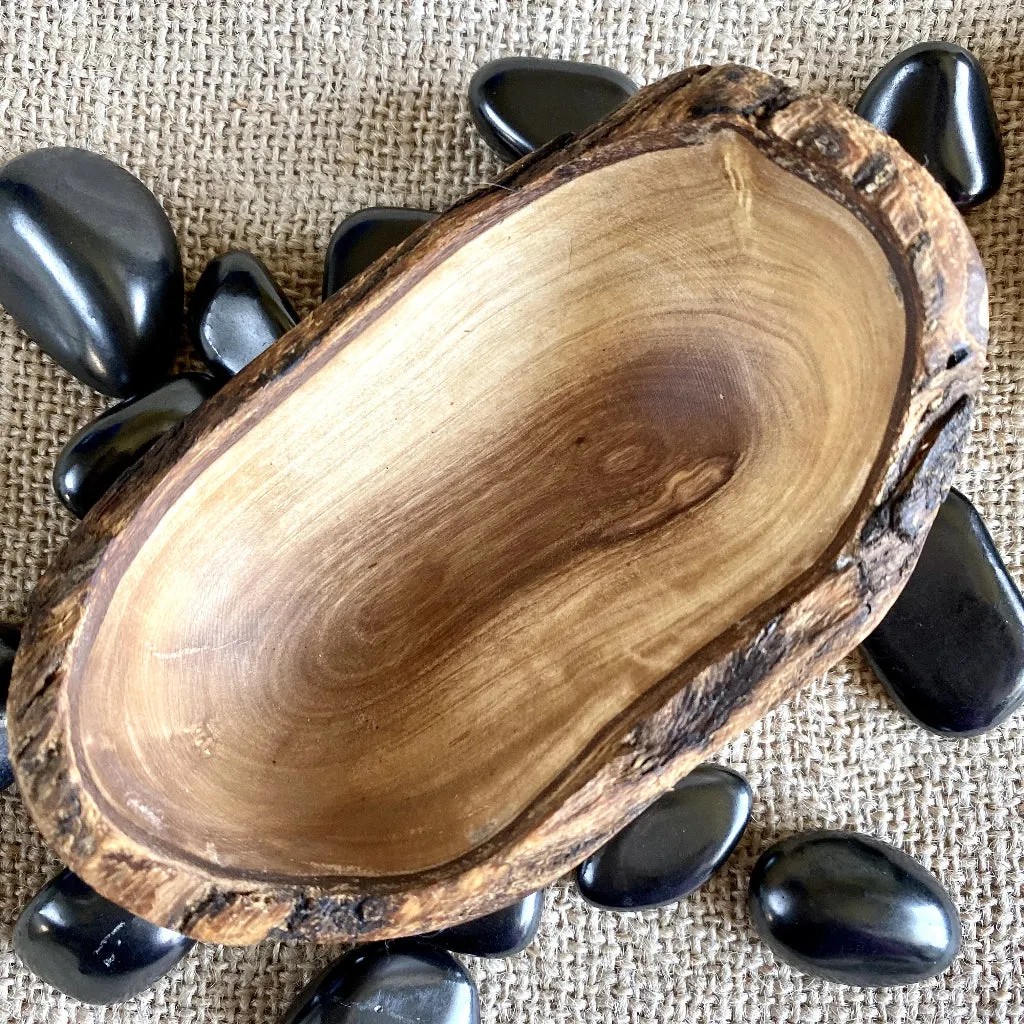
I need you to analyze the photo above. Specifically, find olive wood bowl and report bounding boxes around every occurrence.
[9,64,986,944]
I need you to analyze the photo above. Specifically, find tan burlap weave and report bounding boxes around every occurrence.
[1,2,1022,1021]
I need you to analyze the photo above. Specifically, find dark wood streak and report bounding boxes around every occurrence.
[9,64,987,944]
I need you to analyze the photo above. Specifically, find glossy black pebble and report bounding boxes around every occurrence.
[14,869,195,1005]
[426,890,543,957]
[0,147,183,396]
[283,941,479,1024]
[54,373,218,519]
[0,623,20,791]
[863,488,1024,736]
[190,251,298,378]
[323,208,435,299]
[749,831,961,986]
[855,42,1003,209]
[576,764,752,910]
[469,57,637,162]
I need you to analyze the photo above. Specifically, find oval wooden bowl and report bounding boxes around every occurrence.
[9,64,986,944]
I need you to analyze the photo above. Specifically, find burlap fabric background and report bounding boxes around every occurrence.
[0,2,1020,1021]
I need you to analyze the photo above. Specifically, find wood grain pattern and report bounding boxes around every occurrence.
[9,64,987,945]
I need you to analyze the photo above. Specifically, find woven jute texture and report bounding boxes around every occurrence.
[0,2,1021,1022]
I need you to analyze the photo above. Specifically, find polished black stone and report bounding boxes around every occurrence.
[14,869,195,1005]
[322,208,435,299]
[190,251,298,378]
[53,373,218,519]
[0,623,20,791]
[749,831,961,986]
[0,147,183,396]
[575,764,752,911]
[426,891,543,957]
[863,488,1024,736]
[855,42,1003,209]
[283,941,479,1024]
[469,57,637,162]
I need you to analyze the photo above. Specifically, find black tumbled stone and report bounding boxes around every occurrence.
[323,208,435,299]
[469,57,637,162]
[14,869,195,1005]
[190,251,298,378]
[863,488,1024,736]
[749,831,961,986]
[283,941,479,1024]
[53,373,218,519]
[855,42,1003,209]
[426,890,543,957]
[575,764,752,911]
[0,147,183,396]
[0,623,20,791]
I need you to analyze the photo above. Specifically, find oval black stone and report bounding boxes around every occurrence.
[469,57,637,162]
[13,869,195,1005]
[0,622,20,791]
[190,251,298,378]
[0,147,183,397]
[283,941,479,1024]
[749,831,961,986]
[855,42,1003,209]
[425,890,543,957]
[323,208,435,299]
[53,373,218,519]
[863,488,1024,736]
[575,764,752,911]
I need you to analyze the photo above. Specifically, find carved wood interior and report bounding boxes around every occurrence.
[71,132,907,882]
